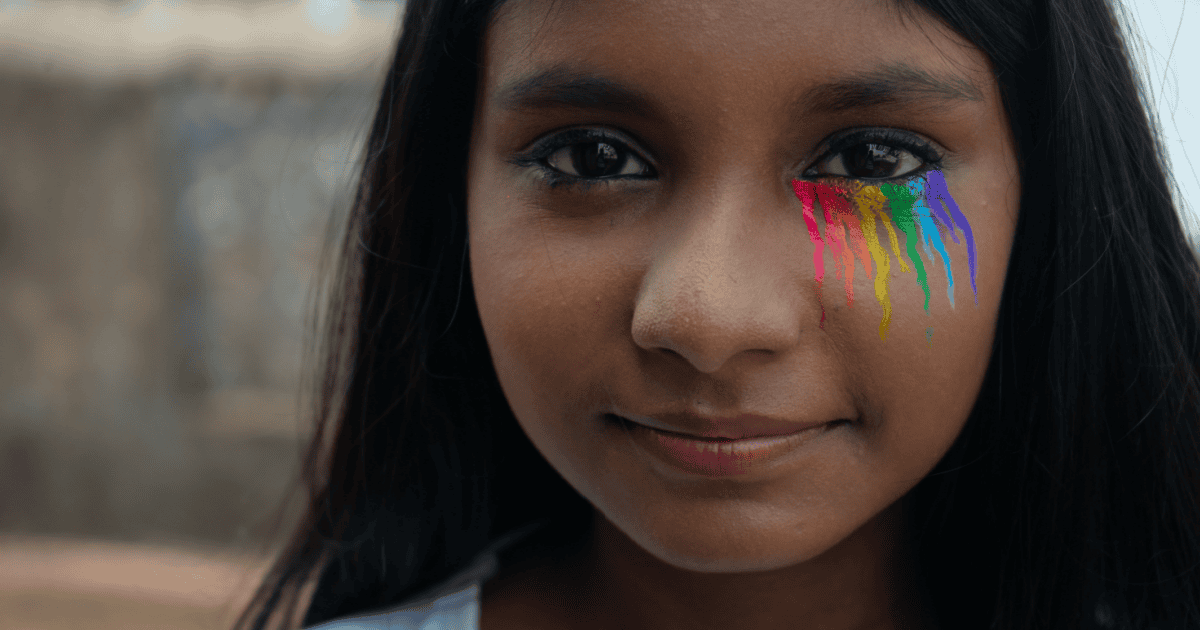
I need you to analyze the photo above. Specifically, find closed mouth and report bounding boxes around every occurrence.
[608,413,848,476]
[608,413,844,440]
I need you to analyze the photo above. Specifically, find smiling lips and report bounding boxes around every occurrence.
[615,412,836,476]
[630,412,830,440]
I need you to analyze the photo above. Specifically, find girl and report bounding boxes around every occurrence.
[232,0,1200,628]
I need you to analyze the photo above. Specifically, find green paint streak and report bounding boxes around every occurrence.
[880,182,931,312]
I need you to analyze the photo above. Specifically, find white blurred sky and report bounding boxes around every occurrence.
[1125,0,1200,237]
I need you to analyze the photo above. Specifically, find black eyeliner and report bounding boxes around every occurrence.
[508,127,656,191]
[826,128,942,164]
[803,127,945,181]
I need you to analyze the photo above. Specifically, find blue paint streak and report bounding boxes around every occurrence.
[908,180,955,307]
[926,170,978,304]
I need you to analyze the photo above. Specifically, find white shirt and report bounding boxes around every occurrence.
[303,524,542,630]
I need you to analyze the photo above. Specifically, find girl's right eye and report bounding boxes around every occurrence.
[512,129,656,188]
[545,140,652,179]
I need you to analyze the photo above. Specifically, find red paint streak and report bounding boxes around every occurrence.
[791,180,825,284]
[813,184,857,306]
[793,180,828,328]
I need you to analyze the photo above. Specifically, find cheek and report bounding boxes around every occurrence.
[801,172,1011,462]
[470,217,570,412]
[468,198,631,475]
[797,174,1006,335]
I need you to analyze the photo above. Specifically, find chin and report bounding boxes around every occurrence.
[654,550,807,574]
[615,518,830,575]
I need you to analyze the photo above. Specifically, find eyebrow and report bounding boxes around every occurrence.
[497,66,657,117]
[496,62,982,117]
[798,62,983,113]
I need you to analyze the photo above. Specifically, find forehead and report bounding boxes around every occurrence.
[480,0,993,122]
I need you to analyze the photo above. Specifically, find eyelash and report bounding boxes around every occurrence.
[509,126,944,192]
[802,127,944,182]
[509,128,655,192]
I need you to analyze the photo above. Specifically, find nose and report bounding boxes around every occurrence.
[630,182,812,374]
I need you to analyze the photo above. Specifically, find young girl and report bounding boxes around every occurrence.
[232,0,1200,627]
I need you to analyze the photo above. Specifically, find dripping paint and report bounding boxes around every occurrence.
[791,170,977,340]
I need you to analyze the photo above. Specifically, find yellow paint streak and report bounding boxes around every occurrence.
[859,186,911,274]
[852,185,898,339]
[856,202,892,340]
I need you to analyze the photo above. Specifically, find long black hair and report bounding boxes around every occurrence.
[231,0,1200,628]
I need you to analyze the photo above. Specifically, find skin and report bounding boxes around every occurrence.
[466,0,1021,628]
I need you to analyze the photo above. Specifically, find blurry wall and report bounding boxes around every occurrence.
[0,0,398,597]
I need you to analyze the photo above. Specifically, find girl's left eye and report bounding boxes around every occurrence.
[543,139,652,179]
[813,143,926,179]
[803,129,943,181]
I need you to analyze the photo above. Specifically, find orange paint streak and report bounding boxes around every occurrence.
[814,184,862,306]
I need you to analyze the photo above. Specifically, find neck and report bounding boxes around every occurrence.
[567,499,933,630]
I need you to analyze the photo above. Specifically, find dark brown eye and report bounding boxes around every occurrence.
[844,144,905,178]
[546,141,648,178]
[811,142,926,180]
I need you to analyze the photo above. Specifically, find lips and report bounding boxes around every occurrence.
[612,413,836,476]
[615,411,828,441]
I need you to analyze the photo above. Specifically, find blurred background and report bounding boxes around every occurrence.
[0,1,1197,629]
[0,0,397,627]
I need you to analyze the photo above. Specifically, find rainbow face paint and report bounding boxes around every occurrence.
[791,170,977,340]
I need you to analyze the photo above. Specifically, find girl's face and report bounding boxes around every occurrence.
[468,0,1019,572]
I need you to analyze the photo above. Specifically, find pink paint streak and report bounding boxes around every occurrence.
[792,180,825,284]
[814,184,859,306]
[792,180,827,327]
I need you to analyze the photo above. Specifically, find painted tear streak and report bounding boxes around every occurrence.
[792,179,825,285]
[853,185,894,340]
[879,181,931,312]
[926,170,978,304]
[791,179,828,327]
[908,179,955,308]
[864,185,912,274]
[814,183,872,306]
[791,170,977,340]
